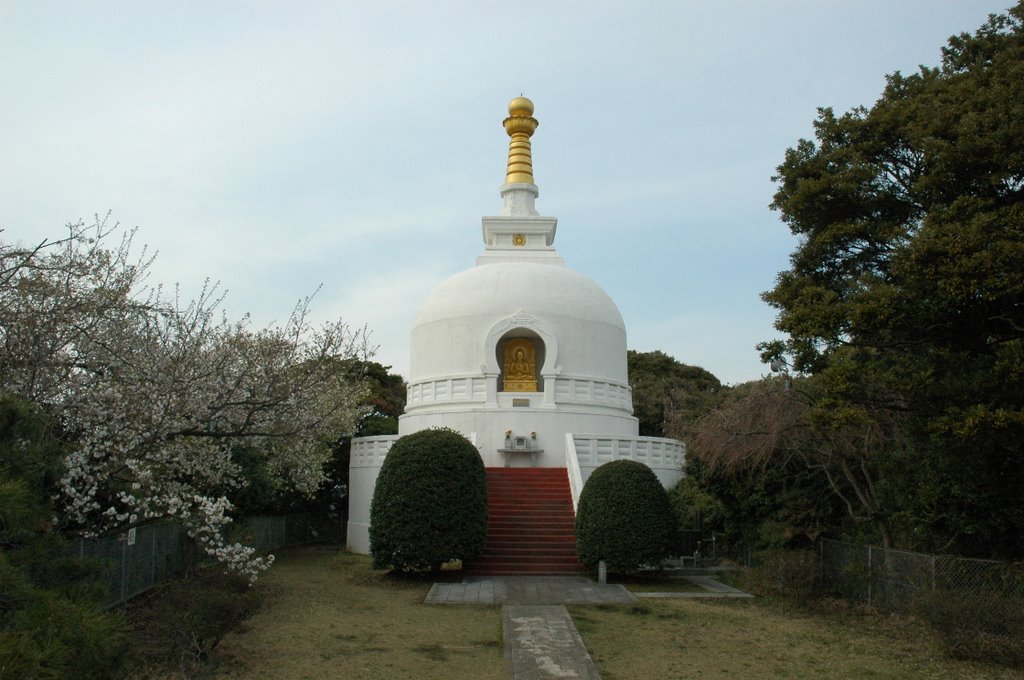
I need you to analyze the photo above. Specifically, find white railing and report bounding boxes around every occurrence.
[407,376,488,407]
[552,377,633,410]
[564,433,587,512]
[570,434,685,490]
[406,375,633,411]
[349,435,400,468]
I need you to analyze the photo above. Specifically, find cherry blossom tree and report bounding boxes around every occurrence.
[1,216,368,579]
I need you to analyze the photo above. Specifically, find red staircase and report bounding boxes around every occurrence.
[463,467,586,576]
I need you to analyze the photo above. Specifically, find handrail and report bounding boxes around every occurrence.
[564,433,585,513]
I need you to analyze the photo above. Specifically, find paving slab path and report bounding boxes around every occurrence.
[503,605,601,680]
[635,574,755,599]
[425,576,637,605]
[425,573,753,679]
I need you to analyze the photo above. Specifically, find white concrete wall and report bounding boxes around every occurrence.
[346,435,399,554]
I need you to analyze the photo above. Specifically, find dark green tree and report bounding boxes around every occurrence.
[350,360,407,437]
[0,395,129,678]
[761,4,1024,557]
[627,350,723,437]
[327,360,406,502]
[368,428,486,572]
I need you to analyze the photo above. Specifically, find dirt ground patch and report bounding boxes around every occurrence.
[210,546,505,680]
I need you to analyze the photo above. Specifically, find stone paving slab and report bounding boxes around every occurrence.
[426,574,750,679]
[636,591,754,599]
[683,574,749,594]
[504,605,601,680]
[425,576,637,605]
[633,575,753,598]
[634,573,757,602]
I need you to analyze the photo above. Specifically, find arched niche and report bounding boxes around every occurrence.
[497,333,544,392]
[483,313,559,393]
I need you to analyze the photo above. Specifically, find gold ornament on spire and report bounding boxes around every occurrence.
[503,96,538,184]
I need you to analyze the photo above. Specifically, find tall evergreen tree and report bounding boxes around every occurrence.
[761,3,1024,557]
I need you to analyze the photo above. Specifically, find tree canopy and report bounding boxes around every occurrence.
[0,217,369,577]
[627,350,722,437]
[758,3,1024,557]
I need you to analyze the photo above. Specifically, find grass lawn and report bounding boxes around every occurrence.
[197,545,1016,679]
[210,546,505,680]
[570,598,1018,679]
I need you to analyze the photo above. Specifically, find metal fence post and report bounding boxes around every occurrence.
[152,525,157,590]
[867,545,873,607]
[819,539,825,586]
[120,534,128,607]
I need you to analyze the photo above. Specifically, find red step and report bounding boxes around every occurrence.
[463,467,586,576]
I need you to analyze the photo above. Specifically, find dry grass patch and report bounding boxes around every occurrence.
[569,597,1019,679]
[210,545,505,680]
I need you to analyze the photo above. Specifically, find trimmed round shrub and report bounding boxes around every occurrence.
[369,428,487,571]
[575,460,677,573]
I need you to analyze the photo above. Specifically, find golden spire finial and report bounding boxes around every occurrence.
[503,96,538,184]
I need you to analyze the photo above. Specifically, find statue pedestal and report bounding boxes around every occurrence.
[498,448,543,467]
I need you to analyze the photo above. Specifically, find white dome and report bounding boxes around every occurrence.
[410,261,627,384]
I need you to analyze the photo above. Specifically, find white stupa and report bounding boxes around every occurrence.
[347,98,684,554]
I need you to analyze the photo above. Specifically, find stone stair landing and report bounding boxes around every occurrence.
[463,467,586,576]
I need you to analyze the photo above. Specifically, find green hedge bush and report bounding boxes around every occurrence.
[369,428,487,571]
[575,460,677,573]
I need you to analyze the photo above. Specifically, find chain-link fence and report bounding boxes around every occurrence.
[820,538,1024,612]
[820,539,1024,664]
[67,513,341,609]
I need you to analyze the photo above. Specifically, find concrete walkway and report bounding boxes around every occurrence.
[425,576,637,605]
[426,577,631,679]
[425,574,752,679]
[504,605,601,680]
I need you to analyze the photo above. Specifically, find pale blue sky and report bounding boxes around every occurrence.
[0,1,1007,384]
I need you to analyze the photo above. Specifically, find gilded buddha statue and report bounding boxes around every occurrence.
[502,339,537,392]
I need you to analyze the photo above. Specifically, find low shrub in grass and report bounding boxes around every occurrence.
[912,589,1024,667]
[575,460,677,574]
[741,548,819,606]
[369,428,487,572]
[126,569,262,677]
